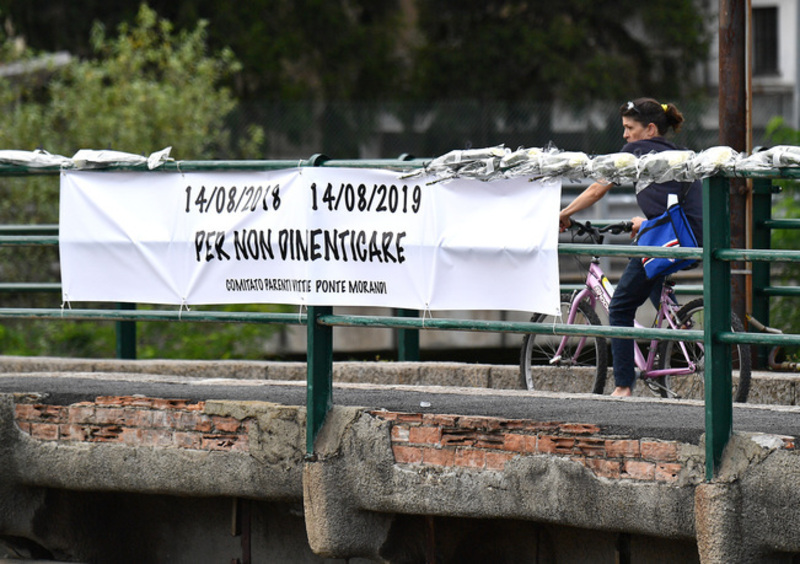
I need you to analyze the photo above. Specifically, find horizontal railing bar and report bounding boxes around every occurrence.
[0,158,430,176]
[317,313,702,342]
[0,308,307,324]
[559,243,703,260]
[758,286,800,297]
[730,169,800,179]
[762,219,800,230]
[714,248,800,262]
[0,235,59,246]
[0,225,58,235]
[718,331,800,347]
[0,283,61,292]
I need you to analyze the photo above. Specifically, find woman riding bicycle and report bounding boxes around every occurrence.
[558,98,703,397]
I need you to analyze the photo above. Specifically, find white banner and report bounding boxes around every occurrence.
[59,168,561,313]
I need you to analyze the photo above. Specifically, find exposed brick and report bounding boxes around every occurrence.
[15,421,31,434]
[70,401,95,408]
[502,433,528,453]
[537,435,576,455]
[211,416,242,434]
[575,438,606,457]
[559,423,601,435]
[585,458,622,479]
[424,414,458,426]
[655,463,683,482]
[173,431,203,450]
[473,433,506,449]
[370,410,400,421]
[441,431,476,447]
[485,450,515,470]
[392,444,423,464]
[95,396,138,407]
[60,424,90,441]
[408,425,442,445]
[623,460,656,481]
[605,439,641,459]
[17,404,65,422]
[148,410,181,428]
[497,419,529,431]
[522,421,561,434]
[228,434,250,452]
[394,413,424,424]
[391,425,410,442]
[29,422,58,440]
[641,441,679,462]
[93,407,139,426]
[67,406,95,425]
[456,415,499,431]
[201,434,240,451]
[14,404,37,420]
[422,446,455,467]
[153,398,194,410]
[454,447,486,469]
[90,425,123,442]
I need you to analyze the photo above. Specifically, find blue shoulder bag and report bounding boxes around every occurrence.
[635,185,698,279]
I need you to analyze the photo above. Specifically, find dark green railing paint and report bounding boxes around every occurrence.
[703,177,734,480]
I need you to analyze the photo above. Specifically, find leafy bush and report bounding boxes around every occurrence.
[0,5,285,360]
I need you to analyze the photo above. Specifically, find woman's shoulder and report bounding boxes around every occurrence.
[621,137,679,155]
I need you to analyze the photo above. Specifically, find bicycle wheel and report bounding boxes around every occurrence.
[656,298,752,402]
[520,294,608,394]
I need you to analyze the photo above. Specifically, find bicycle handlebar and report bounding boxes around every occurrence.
[568,219,633,243]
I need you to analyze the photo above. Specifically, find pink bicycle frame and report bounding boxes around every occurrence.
[556,260,698,378]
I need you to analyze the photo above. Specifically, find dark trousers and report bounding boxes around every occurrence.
[608,258,664,388]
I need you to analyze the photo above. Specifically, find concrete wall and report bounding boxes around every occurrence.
[1,360,800,563]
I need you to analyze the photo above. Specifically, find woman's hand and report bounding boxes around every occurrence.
[630,216,645,237]
[559,213,572,232]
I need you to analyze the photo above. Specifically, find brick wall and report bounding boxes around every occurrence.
[373,411,688,483]
[14,396,251,452]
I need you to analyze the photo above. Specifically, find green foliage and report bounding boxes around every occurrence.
[764,117,800,340]
[46,4,250,158]
[0,4,283,360]
[136,305,291,360]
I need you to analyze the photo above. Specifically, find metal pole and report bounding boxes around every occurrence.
[719,0,749,324]
[306,305,333,456]
[703,177,734,480]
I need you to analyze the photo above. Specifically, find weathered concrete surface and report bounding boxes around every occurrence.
[0,355,796,404]
[1,361,800,562]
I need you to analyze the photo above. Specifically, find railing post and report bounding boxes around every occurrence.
[396,309,420,361]
[115,303,137,359]
[703,176,733,480]
[306,305,333,456]
[751,178,774,367]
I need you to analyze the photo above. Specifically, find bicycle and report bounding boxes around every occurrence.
[519,219,752,402]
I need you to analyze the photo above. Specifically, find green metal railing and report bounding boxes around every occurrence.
[2,158,800,480]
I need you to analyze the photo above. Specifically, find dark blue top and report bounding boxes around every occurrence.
[621,137,703,246]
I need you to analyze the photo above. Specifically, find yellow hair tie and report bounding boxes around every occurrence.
[661,103,668,112]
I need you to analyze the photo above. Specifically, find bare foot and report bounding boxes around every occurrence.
[611,386,632,397]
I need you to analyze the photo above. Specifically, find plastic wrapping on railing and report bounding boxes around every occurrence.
[0,147,173,170]
[413,144,800,184]
[2,144,800,179]
[0,149,72,168]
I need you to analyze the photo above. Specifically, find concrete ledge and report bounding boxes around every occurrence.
[0,355,795,405]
